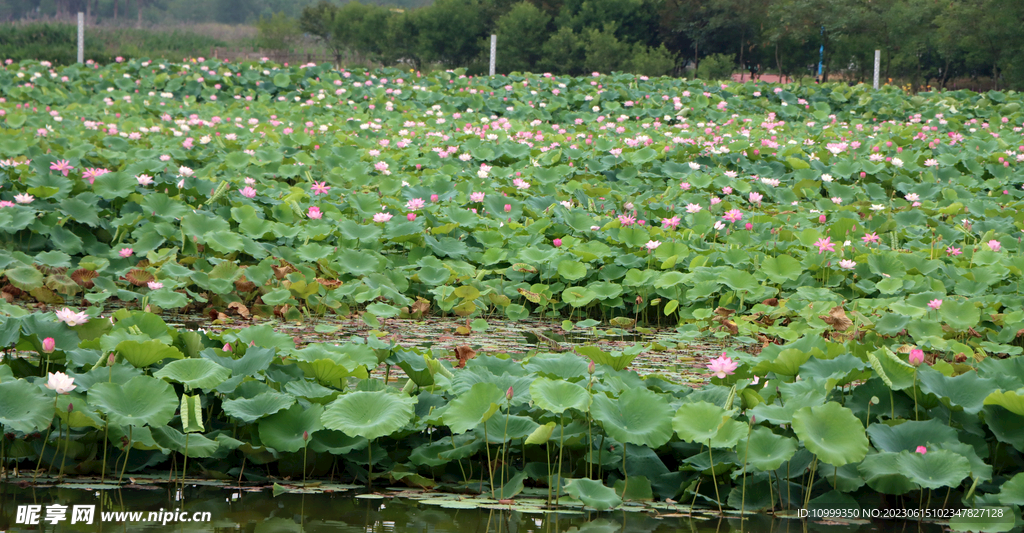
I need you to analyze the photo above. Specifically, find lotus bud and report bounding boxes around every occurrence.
[588,360,596,375]
[908,349,925,366]
[303,431,309,442]
[430,194,439,202]
[407,213,416,221]
[42,337,55,353]
[506,386,514,401]
[504,204,511,213]
[108,353,116,365]
[223,343,232,352]
[915,446,927,454]
[553,238,562,247]
[68,402,74,413]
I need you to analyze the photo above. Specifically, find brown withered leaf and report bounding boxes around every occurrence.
[714,307,735,317]
[227,302,250,319]
[234,275,257,293]
[317,278,343,290]
[124,269,154,287]
[411,298,431,316]
[71,268,98,289]
[272,262,297,280]
[968,327,982,338]
[454,345,476,368]
[713,316,739,335]
[819,306,853,331]
[1,284,23,298]
[762,298,779,307]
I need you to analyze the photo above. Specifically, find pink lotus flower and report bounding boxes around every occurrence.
[310,181,331,196]
[407,213,417,221]
[55,308,89,327]
[553,238,562,247]
[862,232,880,244]
[470,192,485,202]
[947,246,962,256]
[223,343,232,352]
[618,214,636,226]
[147,281,163,290]
[373,212,393,223]
[307,206,322,219]
[119,247,133,258]
[988,240,1002,252]
[240,186,257,198]
[406,198,425,210]
[504,204,512,213]
[42,337,55,353]
[685,203,702,213]
[722,209,743,222]
[135,174,154,186]
[707,353,738,379]
[50,160,73,176]
[661,216,681,229]
[14,193,33,204]
[909,349,925,366]
[814,237,835,254]
[749,192,763,204]
[645,240,661,251]
[928,299,942,310]
[430,194,439,202]
[916,446,927,454]
[45,371,76,394]
[839,259,856,270]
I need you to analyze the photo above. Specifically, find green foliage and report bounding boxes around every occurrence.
[696,52,735,81]
[256,12,301,51]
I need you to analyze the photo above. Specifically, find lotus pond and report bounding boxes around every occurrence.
[3,59,1024,523]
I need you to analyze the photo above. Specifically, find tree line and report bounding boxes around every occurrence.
[282,0,1024,89]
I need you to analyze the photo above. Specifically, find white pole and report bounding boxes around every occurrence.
[489,34,496,77]
[77,12,84,64]
[873,49,880,89]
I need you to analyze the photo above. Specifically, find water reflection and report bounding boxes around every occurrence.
[0,484,948,533]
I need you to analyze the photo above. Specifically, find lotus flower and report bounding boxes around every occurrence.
[55,308,89,327]
[42,337,56,353]
[46,371,76,394]
[707,353,738,379]
[916,446,927,454]
[909,349,925,366]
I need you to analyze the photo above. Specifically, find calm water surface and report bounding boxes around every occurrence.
[0,483,956,533]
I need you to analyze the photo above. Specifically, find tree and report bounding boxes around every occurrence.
[415,0,486,67]
[256,11,299,51]
[540,26,584,74]
[495,2,551,73]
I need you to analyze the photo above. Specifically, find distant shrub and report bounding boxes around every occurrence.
[696,53,735,81]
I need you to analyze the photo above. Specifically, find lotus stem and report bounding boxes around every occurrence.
[182,433,190,485]
[59,415,71,482]
[118,426,133,484]
[302,440,308,487]
[451,435,468,486]
[708,439,722,513]
[913,368,919,421]
[621,444,628,498]
[556,411,566,505]
[483,420,495,498]
[100,420,109,484]
[803,455,818,509]
[546,441,552,506]
[33,395,59,483]
[367,439,373,490]
[500,403,510,498]
[741,419,752,516]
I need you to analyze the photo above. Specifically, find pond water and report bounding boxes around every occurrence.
[0,482,951,533]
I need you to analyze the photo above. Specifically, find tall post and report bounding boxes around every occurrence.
[489,34,497,77]
[873,50,880,89]
[77,12,84,64]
